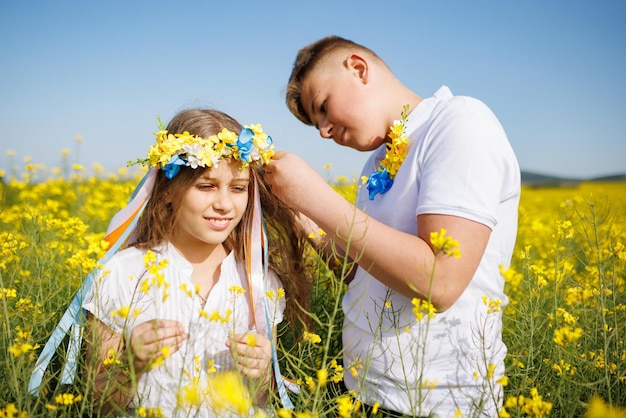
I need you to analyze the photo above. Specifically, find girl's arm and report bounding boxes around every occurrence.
[84,314,188,414]
[84,313,137,414]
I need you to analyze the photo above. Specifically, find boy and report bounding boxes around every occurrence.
[266,36,520,417]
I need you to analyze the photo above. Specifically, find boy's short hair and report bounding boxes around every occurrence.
[286,35,380,125]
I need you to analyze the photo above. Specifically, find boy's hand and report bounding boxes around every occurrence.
[128,319,187,373]
[264,151,333,214]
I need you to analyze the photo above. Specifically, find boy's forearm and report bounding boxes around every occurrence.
[308,191,476,310]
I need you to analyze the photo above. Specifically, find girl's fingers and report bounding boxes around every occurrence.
[227,333,271,379]
[238,364,264,380]
[130,320,187,364]
[134,320,187,344]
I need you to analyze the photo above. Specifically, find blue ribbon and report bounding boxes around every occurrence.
[28,170,154,395]
[366,168,394,200]
[260,218,297,409]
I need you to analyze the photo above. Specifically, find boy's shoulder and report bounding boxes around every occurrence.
[428,87,493,120]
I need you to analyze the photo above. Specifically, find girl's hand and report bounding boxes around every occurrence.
[128,319,187,373]
[227,333,272,385]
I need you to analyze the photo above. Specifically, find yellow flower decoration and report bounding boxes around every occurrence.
[129,118,274,178]
[365,104,410,200]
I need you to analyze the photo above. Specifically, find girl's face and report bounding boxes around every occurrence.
[173,159,249,251]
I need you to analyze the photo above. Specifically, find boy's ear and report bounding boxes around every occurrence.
[344,53,368,84]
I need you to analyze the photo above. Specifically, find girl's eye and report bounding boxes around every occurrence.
[232,186,248,193]
[320,102,326,113]
[196,184,215,191]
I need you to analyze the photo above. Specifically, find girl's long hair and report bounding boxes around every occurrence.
[132,109,311,327]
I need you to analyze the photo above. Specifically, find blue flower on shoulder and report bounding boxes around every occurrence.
[366,169,394,200]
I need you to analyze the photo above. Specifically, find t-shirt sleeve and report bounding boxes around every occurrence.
[415,97,516,229]
[82,253,144,334]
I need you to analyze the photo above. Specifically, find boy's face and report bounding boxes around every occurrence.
[300,56,388,151]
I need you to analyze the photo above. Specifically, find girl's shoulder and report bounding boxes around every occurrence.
[103,244,167,272]
[107,245,149,264]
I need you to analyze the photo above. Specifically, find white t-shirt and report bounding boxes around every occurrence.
[83,242,285,417]
[342,86,520,417]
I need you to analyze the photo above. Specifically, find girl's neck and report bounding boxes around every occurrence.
[170,237,228,265]
[170,238,229,295]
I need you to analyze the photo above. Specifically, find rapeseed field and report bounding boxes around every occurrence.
[1,161,624,417]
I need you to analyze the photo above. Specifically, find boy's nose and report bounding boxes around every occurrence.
[319,121,333,139]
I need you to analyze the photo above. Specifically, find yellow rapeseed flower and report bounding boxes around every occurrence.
[206,371,252,415]
[411,298,437,321]
[336,395,354,418]
[317,368,328,387]
[55,392,83,405]
[329,359,344,383]
[585,395,626,418]
[177,377,203,407]
[1,288,17,299]
[246,333,258,346]
[111,306,130,319]
[208,309,232,323]
[150,346,172,369]
[136,406,165,417]
[553,325,583,346]
[302,331,321,344]
[102,348,122,366]
[229,285,246,295]
[277,409,293,418]
[0,403,27,418]
[429,228,461,258]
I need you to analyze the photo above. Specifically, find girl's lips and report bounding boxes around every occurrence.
[205,217,232,231]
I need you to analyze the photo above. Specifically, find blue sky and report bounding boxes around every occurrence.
[1,0,625,180]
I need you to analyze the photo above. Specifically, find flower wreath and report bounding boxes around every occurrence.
[129,117,274,178]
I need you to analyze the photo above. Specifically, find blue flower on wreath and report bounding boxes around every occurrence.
[232,127,255,163]
[163,155,186,179]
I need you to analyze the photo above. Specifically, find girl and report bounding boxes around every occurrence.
[82,109,310,416]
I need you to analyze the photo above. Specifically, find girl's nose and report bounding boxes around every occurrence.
[213,190,234,211]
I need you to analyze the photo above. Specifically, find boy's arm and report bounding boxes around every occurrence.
[265,152,489,311]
